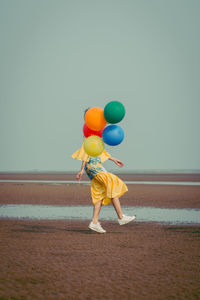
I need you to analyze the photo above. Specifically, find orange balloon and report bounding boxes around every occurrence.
[85,107,107,131]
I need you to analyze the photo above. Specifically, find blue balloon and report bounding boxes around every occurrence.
[102,125,124,146]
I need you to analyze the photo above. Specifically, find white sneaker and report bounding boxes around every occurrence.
[118,214,136,225]
[89,221,106,233]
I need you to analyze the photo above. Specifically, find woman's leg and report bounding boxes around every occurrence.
[111,197,123,219]
[92,200,103,224]
[112,196,136,225]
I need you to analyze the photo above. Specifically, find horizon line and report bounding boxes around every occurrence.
[0,169,200,174]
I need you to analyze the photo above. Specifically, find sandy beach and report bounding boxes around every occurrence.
[0,173,200,208]
[0,173,200,299]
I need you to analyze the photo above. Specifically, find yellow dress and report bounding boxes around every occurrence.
[72,143,128,206]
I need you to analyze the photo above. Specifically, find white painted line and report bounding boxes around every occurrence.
[0,180,200,186]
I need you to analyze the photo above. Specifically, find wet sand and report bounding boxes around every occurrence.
[0,173,200,299]
[1,172,200,182]
[0,173,200,208]
[0,220,200,300]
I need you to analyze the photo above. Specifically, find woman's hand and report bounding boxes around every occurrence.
[109,157,124,168]
[114,159,124,168]
[76,161,86,182]
[76,170,83,182]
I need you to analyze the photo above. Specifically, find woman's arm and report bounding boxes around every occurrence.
[76,161,86,181]
[108,156,124,168]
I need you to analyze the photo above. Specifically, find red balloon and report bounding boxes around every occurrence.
[83,123,103,138]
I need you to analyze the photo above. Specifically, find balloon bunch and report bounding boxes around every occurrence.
[83,101,125,157]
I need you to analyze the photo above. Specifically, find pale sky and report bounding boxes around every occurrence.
[0,0,200,172]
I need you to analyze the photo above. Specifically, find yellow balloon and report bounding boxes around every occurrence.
[84,136,105,157]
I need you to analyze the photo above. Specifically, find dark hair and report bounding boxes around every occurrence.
[84,108,90,119]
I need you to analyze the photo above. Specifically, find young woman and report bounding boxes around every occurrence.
[72,143,136,233]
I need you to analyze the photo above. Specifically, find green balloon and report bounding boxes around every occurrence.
[104,101,125,124]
